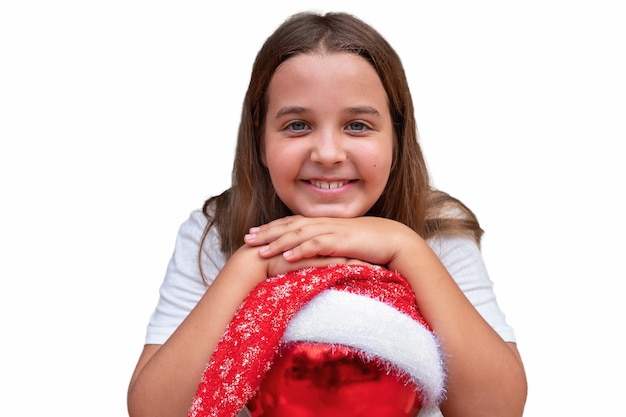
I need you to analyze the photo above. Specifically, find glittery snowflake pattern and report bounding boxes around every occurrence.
[187,264,427,417]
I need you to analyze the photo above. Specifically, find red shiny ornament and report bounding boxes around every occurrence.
[247,342,422,417]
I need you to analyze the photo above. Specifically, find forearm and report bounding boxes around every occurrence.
[128,246,266,417]
[241,215,527,414]
[390,237,527,416]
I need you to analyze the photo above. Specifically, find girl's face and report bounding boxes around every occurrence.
[261,52,394,218]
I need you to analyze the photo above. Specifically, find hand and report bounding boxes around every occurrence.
[243,215,417,270]
[233,241,369,280]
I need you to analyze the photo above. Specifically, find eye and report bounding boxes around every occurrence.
[346,121,370,132]
[287,120,309,132]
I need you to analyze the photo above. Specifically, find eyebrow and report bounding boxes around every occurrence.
[275,106,307,119]
[344,106,381,116]
[274,105,381,119]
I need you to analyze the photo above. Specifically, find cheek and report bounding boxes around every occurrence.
[264,146,297,183]
[375,163,393,190]
[373,161,393,196]
[367,148,393,183]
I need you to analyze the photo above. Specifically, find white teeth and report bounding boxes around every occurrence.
[311,180,346,189]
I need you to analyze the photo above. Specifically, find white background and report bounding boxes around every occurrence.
[1,1,624,415]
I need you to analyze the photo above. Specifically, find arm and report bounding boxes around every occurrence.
[245,215,527,417]
[387,231,527,416]
[128,241,357,417]
[127,245,267,417]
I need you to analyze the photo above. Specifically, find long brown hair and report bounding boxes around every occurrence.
[200,11,482,274]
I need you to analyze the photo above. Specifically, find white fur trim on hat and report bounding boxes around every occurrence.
[282,288,446,407]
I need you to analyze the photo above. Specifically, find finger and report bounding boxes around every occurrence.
[249,215,305,235]
[249,221,336,256]
[281,233,339,261]
[245,216,309,246]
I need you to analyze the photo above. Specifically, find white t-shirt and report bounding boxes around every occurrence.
[145,209,516,345]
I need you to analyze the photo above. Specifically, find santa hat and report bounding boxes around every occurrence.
[188,264,446,417]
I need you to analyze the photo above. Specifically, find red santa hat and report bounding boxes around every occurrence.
[188,264,446,417]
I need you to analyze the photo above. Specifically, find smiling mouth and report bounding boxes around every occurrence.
[309,180,350,190]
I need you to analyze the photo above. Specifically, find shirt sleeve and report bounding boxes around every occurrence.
[427,235,516,343]
[144,210,225,345]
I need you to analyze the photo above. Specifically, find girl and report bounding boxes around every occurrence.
[127,11,527,417]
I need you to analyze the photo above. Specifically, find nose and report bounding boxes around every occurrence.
[310,128,347,166]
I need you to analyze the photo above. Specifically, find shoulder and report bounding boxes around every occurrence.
[427,234,484,275]
[144,208,226,344]
[174,208,225,281]
[180,208,209,236]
